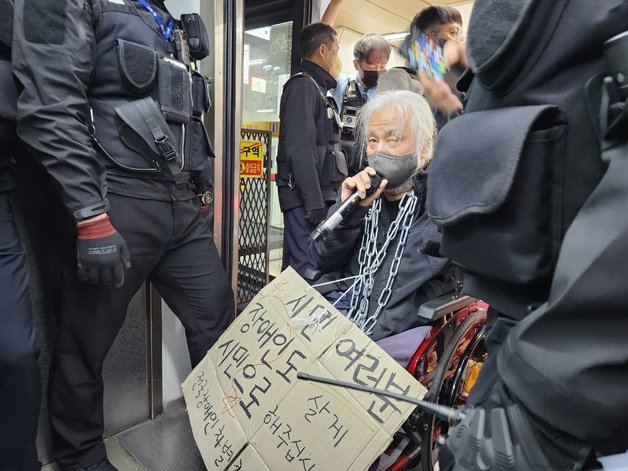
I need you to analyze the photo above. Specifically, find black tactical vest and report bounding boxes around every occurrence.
[89,0,212,186]
[276,70,347,206]
[339,79,366,175]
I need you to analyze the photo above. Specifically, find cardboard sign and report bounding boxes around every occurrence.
[183,268,426,471]
[240,140,264,179]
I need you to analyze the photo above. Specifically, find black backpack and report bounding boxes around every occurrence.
[427,0,628,318]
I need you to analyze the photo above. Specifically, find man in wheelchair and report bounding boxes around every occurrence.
[308,89,456,365]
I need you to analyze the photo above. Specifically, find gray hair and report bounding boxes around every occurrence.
[354,90,436,167]
[353,34,391,62]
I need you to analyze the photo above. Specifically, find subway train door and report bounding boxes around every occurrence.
[229,0,320,310]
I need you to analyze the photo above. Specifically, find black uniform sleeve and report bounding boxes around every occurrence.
[308,203,368,273]
[281,79,325,212]
[12,0,107,218]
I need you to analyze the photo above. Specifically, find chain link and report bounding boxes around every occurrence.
[347,198,380,323]
[347,191,418,334]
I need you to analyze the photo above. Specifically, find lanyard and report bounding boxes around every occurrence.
[137,0,175,41]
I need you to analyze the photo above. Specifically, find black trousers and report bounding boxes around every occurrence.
[48,194,234,470]
[0,191,41,471]
[282,206,317,279]
[281,204,331,281]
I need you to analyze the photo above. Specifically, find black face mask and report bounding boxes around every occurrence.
[361,69,384,89]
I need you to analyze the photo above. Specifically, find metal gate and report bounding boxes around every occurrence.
[237,128,273,305]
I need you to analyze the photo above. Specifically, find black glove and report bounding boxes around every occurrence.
[439,379,591,471]
[305,208,326,226]
[76,214,132,288]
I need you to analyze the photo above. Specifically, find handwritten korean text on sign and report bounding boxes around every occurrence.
[183,268,426,471]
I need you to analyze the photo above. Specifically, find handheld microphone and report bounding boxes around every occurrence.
[297,372,465,423]
[310,173,383,242]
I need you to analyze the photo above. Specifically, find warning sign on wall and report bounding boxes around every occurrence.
[240,140,264,179]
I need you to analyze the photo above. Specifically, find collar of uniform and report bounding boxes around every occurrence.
[132,0,172,27]
[300,61,337,92]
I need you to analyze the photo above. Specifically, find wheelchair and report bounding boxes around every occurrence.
[380,293,488,471]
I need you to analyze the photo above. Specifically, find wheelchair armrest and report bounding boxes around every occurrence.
[417,293,476,321]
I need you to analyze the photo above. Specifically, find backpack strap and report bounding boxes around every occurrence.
[342,79,366,109]
[284,71,329,104]
[286,71,343,136]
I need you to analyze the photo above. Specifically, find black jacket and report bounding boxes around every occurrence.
[309,172,456,340]
[0,3,16,192]
[0,114,15,192]
[12,0,210,219]
[276,61,339,212]
[13,0,107,217]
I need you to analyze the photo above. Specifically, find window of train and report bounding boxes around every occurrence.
[240,22,293,286]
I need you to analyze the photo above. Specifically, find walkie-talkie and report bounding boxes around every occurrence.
[173,29,191,66]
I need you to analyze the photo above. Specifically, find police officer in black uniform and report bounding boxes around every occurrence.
[0,1,41,469]
[276,22,347,280]
[12,1,234,470]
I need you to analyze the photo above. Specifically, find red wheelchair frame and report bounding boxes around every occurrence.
[382,294,488,471]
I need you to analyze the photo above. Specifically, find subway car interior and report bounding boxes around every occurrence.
[15,0,479,470]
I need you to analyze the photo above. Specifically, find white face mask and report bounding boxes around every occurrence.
[367,150,419,190]
[322,45,342,78]
[330,54,343,78]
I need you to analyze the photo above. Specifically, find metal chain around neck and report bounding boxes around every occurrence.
[346,191,418,334]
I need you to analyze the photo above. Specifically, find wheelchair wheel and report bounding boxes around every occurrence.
[420,309,487,471]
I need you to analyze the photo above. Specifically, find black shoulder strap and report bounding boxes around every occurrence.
[343,79,365,107]
[285,71,329,103]
[286,71,342,138]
